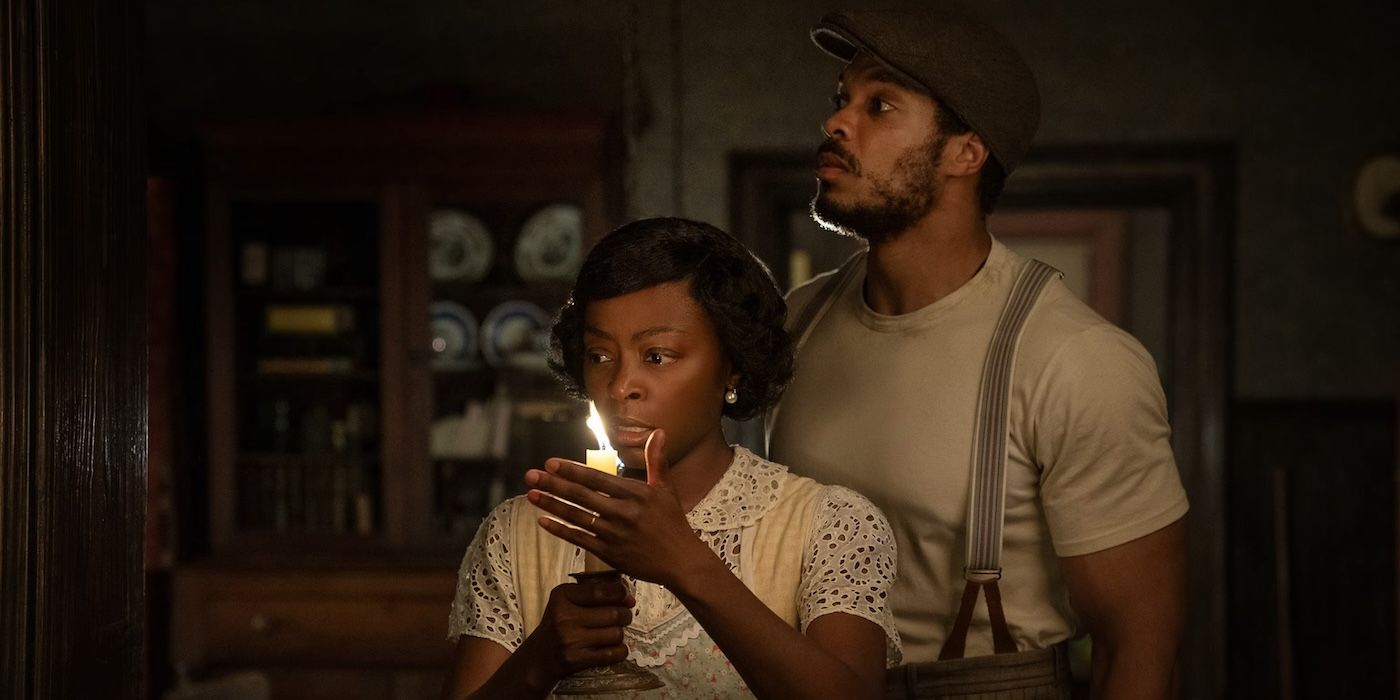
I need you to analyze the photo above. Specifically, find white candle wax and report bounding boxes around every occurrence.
[586,449,619,474]
[581,449,617,572]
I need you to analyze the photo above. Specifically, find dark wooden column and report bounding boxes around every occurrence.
[1,0,146,697]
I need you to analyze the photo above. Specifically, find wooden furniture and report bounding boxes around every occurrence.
[173,111,620,698]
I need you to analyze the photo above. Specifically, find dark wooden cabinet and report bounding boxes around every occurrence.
[174,111,620,697]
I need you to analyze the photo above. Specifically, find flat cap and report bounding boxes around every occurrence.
[812,6,1040,173]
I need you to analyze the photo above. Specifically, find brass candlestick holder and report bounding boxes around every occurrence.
[551,565,664,695]
[554,405,665,694]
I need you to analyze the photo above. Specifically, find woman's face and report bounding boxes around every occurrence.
[581,280,736,471]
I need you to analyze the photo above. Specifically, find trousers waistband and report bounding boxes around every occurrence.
[884,643,1072,699]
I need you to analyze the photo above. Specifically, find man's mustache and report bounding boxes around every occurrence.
[817,139,858,173]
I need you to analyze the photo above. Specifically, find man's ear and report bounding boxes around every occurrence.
[944,132,990,178]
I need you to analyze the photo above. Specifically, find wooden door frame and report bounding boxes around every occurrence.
[730,143,1232,698]
[1,0,146,697]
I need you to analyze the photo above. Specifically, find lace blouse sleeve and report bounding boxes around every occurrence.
[446,497,524,651]
[798,486,902,665]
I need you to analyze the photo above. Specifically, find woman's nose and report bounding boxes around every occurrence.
[607,363,643,401]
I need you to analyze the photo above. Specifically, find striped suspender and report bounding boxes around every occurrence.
[771,255,1062,659]
[764,252,865,448]
[939,258,1061,660]
[787,252,865,356]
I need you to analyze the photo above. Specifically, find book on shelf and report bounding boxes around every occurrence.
[255,356,356,374]
[265,304,356,334]
[241,459,375,537]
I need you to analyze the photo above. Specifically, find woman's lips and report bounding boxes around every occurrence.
[608,422,654,449]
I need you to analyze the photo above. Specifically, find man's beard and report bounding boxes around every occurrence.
[810,132,946,246]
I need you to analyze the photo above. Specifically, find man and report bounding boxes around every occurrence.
[767,6,1189,699]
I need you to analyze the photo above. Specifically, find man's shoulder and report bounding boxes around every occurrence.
[1010,281,1167,426]
[1024,277,1148,356]
[784,253,865,319]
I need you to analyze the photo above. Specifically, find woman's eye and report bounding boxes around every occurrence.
[586,351,613,365]
[644,351,672,365]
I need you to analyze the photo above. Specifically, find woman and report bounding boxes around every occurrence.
[442,218,898,699]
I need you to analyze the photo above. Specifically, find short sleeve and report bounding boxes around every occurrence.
[797,486,902,666]
[447,498,525,650]
[1032,325,1190,557]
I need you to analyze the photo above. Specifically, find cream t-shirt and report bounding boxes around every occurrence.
[768,240,1189,662]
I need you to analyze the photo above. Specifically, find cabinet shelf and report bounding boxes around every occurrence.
[431,279,573,302]
[242,285,378,302]
[430,360,487,374]
[239,452,380,467]
[242,370,380,384]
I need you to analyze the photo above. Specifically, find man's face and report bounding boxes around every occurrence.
[811,53,949,244]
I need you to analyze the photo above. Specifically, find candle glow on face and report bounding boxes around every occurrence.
[585,402,619,474]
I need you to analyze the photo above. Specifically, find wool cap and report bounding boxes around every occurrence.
[811,6,1040,173]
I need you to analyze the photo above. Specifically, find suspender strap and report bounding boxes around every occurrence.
[765,252,864,449]
[939,580,1018,659]
[786,251,864,356]
[938,258,1061,661]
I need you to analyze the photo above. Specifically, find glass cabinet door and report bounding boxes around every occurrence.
[223,198,384,542]
[420,199,595,540]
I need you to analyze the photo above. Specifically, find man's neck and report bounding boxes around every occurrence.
[862,208,992,316]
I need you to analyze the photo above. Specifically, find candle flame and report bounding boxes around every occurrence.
[586,402,611,451]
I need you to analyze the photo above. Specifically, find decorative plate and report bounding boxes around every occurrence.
[514,203,584,282]
[429,301,477,365]
[480,300,551,369]
[1349,150,1400,240]
[429,208,494,282]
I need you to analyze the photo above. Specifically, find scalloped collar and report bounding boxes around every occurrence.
[684,446,788,532]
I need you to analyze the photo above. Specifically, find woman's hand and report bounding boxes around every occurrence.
[526,430,713,588]
[518,578,635,688]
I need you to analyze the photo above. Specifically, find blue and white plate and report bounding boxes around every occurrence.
[429,301,477,366]
[515,203,583,282]
[480,300,551,369]
[429,209,494,282]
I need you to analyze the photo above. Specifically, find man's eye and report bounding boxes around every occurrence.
[870,98,894,114]
[830,94,848,110]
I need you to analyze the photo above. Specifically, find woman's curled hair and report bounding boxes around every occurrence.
[548,217,793,421]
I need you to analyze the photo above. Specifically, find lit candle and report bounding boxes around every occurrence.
[585,402,619,475]
[582,402,615,572]
[586,448,619,474]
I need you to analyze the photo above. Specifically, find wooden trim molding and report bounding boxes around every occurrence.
[0,0,146,696]
[1004,145,1234,699]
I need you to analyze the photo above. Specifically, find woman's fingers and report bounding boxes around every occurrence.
[557,578,630,604]
[561,640,630,669]
[527,461,648,527]
[544,458,641,498]
[546,583,633,671]
[578,606,633,631]
[537,513,608,556]
[530,489,609,535]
